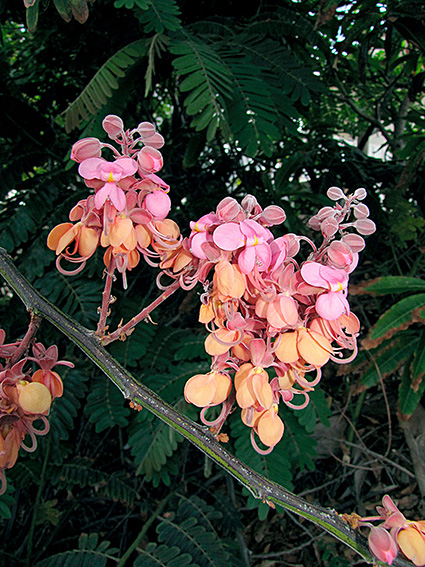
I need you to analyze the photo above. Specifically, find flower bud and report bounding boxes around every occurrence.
[353,203,370,219]
[368,527,397,565]
[353,187,367,200]
[321,217,339,237]
[260,205,286,226]
[327,186,346,200]
[354,218,376,235]
[70,138,102,163]
[102,115,124,138]
[137,146,163,174]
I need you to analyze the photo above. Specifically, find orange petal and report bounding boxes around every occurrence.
[297,328,332,367]
[252,368,273,410]
[204,328,239,356]
[184,373,217,407]
[47,223,74,253]
[234,363,254,390]
[135,224,151,248]
[79,226,99,257]
[398,527,425,566]
[236,375,257,409]
[257,407,284,447]
[215,261,245,299]
[211,372,232,405]
[275,331,299,363]
[110,217,133,247]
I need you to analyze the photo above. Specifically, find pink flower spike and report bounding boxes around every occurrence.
[368,527,398,565]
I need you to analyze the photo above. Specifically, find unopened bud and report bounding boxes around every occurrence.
[355,218,376,235]
[353,203,370,219]
[102,115,124,138]
[216,197,241,222]
[321,217,339,237]
[260,205,286,226]
[353,187,367,200]
[137,146,163,174]
[341,233,365,252]
[327,186,346,200]
[70,138,102,163]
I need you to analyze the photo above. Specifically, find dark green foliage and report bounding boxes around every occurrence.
[134,543,194,567]
[156,495,233,567]
[33,533,119,567]
[85,374,130,432]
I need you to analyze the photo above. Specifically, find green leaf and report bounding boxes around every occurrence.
[134,543,194,567]
[136,0,182,33]
[399,329,425,416]
[361,333,420,388]
[365,294,425,348]
[352,276,425,295]
[65,40,148,131]
[85,374,130,432]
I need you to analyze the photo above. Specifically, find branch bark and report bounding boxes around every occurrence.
[0,247,414,567]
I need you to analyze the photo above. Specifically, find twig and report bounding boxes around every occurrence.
[96,257,116,337]
[101,278,181,345]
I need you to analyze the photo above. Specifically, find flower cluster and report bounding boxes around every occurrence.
[361,495,425,566]
[183,189,375,453]
[48,115,193,289]
[0,331,72,494]
[48,115,375,454]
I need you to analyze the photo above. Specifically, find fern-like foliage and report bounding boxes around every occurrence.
[64,39,148,132]
[47,366,89,464]
[134,543,194,567]
[170,34,234,141]
[85,374,130,432]
[50,457,138,504]
[34,533,119,567]
[155,495,233,567]
[35,271,103,327]
[128,410,184,485]
[135,0,182,34]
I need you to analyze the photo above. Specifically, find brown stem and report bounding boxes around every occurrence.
[102,278,181,345]
[96,257,116,337]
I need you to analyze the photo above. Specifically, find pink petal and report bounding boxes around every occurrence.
[238,246,256,273]
[316,291,349,320]
[78,157,105,180]
[213,222,245,251]
[94,184,111,209]
[108,184,126,211]
[144,191,171,220]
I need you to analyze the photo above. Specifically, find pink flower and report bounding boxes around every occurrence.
[78,157,138,211]
[189,213,218,259]
[301,262,350,320]
[137,146,163,175]
[213,219,272,273]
